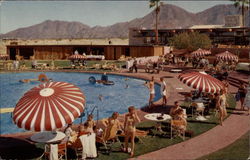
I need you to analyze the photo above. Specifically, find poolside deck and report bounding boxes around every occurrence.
[0,67,249,160]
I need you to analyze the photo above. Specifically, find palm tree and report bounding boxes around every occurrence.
[149,0,161,45]
[231,0,249,27]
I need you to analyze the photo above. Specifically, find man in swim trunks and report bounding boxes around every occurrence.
[145,76,155,107]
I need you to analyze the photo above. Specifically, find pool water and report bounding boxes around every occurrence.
[0,72,161,134]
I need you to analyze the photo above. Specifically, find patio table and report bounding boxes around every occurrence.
[144,113,172,134]
[30,131,66,144]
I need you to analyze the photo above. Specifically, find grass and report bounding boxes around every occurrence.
[0,60,126,72]
[197,131,249,160]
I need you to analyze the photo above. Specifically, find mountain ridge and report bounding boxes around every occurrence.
[1,4,249,39]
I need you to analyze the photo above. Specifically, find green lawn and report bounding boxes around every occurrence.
[197,131,249,160]
[0,60,126,72]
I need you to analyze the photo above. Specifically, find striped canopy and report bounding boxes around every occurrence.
[68,54,86,60]
[216,51,238,62]
[0,54,9,60]
[178,71,224,93]
[191,48,211,57]
[13,81,85,132]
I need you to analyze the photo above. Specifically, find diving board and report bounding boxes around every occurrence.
[0,108,14,113]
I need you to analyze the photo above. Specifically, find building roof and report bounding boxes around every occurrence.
[189,25,224,29]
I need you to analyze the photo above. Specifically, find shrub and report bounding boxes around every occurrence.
[170,32,212,52]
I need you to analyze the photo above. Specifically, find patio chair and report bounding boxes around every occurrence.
[189,102,205,117]
[43,143,67,160]
[96,124,123,154]
[68,136,82,159]
[170,119,186,140]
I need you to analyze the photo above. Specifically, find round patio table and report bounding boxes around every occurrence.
[144,113,172,134]
[144,113,171,122]
[30,131,66,144]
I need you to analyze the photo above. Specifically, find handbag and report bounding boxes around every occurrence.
[235,92,241,101]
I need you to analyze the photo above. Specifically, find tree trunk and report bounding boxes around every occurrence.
[242,4,245,27]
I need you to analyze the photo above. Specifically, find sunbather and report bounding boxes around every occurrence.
[124,106,140,157]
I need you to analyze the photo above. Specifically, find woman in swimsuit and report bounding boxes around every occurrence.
[218,89,228,126]
[238,82,247,110]
[104,112,123,132]
[124,106,140,157]
[160,77,167,106]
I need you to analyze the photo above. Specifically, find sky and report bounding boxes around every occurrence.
[0,1,234,34]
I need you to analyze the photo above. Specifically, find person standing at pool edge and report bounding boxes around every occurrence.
[160,77,167,106]
[145,76,155,108]
[124,106,140,157]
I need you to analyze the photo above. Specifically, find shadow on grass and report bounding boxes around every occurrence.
[187,120,217,125]
[0,137,44,159]
[141,104,172,114]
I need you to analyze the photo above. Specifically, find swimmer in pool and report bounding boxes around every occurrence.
[125,84,129,89]
[19,74,49,83]
[98,94,104,101]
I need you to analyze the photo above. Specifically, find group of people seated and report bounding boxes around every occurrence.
[63,106,141,157]
[192,57,209,69]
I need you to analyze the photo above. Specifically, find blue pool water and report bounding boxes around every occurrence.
[0,72,161,134]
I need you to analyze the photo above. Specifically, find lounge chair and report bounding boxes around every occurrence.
[96,124,123,154]
[170,119,186,140]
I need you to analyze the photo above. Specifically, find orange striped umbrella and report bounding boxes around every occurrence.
[13,82,85,131]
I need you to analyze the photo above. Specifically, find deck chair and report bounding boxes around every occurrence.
[170,119,186,140]
[96,125,122,154]
[68,137,82,159]
[43,143,67,160]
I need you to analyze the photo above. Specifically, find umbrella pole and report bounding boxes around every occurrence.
[96,105,99,126]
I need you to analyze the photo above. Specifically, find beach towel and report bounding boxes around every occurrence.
[49,144,58,160]
[79,133,97,159]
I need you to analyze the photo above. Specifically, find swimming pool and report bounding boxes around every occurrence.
[0,72,161,134]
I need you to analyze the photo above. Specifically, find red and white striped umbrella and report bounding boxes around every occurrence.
[178,71,224,93]
[191,48,211,57]
[216,51,238,62]
[68,54,86,60]
[13,81,85,131]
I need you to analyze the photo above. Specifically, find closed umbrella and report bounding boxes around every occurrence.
[13,81,85,131]
[178,71,224,93]
[191,48,211,57]
[216,51,238,62]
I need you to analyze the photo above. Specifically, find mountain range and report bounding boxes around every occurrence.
[1,4,249,39]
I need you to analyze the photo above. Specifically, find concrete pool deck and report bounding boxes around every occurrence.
[0,68,249,160]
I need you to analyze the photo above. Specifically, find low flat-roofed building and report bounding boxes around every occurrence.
[129,27,250,46]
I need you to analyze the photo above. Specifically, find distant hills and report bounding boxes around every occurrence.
[1,4,249,39]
